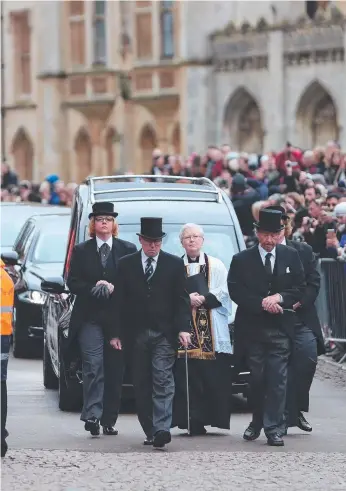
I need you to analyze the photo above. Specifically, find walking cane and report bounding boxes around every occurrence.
[185,346,191,436]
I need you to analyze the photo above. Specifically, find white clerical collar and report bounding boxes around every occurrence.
[258,244,276,260]
[183,251,205,266]
[141,249,159,263]
[96,235,113,250]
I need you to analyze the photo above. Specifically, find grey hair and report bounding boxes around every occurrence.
[179,223,205,242]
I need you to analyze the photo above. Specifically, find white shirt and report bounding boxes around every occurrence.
[258,244,276,273]
[141,250,159,273]
[96,236,113,251]
[281,238,287,246]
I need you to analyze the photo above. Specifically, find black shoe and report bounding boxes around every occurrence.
[102,426,118,436]
[1,441,8,458]
[190,421,207,436]
[297,412,312,432]
[267,434,284,446]
[84,418,100,436]
[243,424,261,441]
[143,438,154,446]
[153,430,171,449]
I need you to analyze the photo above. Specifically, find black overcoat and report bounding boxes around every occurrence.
[286,239,325,355]
[66,237,137,353]
[111,250,191,349]
[227,244,306,366]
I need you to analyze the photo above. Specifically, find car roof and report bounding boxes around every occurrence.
[113,200,232,225]
[1,202,70,216]
[77,177,234,226]
[28,213,71,228]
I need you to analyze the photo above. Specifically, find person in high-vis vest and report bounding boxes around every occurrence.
[1,259,14,458]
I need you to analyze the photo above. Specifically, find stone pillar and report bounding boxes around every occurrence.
[88,118,106,176]
[37,1,67,181]
[265,30,285,151]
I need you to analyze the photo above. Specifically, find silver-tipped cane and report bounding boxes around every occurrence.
[185,346,191,436]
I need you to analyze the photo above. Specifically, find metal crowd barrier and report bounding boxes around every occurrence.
[315,258,346,363]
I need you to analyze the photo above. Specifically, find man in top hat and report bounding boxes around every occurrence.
[228,209,305,446]
[67,202,136,436]
[110,217,191,449]
[265,205,324,435]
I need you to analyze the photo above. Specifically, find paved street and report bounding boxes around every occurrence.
[2,354,346,490]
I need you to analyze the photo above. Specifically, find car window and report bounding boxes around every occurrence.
[84,223,239,269]
[33,231,69,264]
[15,223,36,260]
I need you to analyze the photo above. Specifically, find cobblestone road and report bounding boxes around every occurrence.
[2,355,346,490]
[3,450,346,490]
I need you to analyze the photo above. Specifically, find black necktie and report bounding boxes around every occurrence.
[145,257,154,283]
[265,252,272,276]
[100,243,110,268]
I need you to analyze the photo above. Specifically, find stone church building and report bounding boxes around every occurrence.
[2,0,346,182]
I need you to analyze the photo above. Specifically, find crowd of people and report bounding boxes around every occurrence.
[2,139,346,360]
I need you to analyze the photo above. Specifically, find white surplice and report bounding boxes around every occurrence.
[183,253,233,354]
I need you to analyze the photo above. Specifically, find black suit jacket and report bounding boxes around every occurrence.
[286,239,325,355]
[112,250,191,348]
[67,237,137,342]
[228,244,306,359]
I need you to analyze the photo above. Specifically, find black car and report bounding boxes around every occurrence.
[1,202,70,255]
[1,213,71,358]
[41,175,248,411]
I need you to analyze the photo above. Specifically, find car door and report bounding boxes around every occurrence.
[47,204,78,371]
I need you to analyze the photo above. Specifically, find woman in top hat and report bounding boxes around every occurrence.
[67,202,136,436]
[228,209,305,446]
[110,217,191,449]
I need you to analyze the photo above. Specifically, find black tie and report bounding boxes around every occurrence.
[100,243,110,268]
[145,257,154,283]
[265,252,272,276]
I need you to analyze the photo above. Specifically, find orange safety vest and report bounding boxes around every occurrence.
[0,259,14,335]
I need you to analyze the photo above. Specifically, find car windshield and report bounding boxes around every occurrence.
[85,224,239,269]
[33,231,69,264]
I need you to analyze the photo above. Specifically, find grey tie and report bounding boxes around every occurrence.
[100,243,110,268]
[145,257,154,283]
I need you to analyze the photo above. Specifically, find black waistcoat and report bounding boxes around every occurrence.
[89,249,117,323]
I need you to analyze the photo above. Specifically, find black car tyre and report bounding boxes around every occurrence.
[58,350,82,412]
[43,334,58,389]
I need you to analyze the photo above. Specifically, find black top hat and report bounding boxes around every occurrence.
[254,209,284,233]
[265,205,289,220]
[137,217,166,240]
[88,202,118,219]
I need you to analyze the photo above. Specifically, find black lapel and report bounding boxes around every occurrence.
[111,238,120,268]
[133,250,147,285]
[250,246,267,277]
[275,245,286,276]
[88,239,103,276]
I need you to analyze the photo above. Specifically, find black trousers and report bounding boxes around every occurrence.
[247,328,290,437]
[78,322,123,426]
[172,353,232,430]
[286,324,317,426]
[132,329,176,438]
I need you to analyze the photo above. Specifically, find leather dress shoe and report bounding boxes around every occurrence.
[297,412,312,432]
[243,424,261,441]
[102,426,118,436]
[84,418,100,436]
[267,434,284,446]
[190,421,207,436]
[153,430,171,449]
[143,438,154,446]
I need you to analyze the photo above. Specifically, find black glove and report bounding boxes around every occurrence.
[91,284,111,300]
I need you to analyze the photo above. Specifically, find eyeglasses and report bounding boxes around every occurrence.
[182,235,203,241]
[95,216,114,222]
